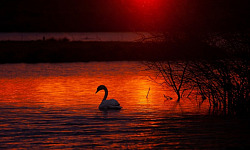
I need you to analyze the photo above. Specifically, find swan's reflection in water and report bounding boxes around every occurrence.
[0,62,249,149]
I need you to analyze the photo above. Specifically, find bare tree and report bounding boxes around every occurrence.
[145,61,188,102]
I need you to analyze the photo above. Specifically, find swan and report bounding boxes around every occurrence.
[95,85,122,110]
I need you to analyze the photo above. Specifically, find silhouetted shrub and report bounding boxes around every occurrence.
[146,32,249,116]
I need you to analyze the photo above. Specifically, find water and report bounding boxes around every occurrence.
[0,62,249,149]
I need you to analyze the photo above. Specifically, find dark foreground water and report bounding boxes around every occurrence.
[0,62,249,149]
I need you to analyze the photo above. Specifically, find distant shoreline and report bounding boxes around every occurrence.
[0,41,225,64]
[0,32,152,42]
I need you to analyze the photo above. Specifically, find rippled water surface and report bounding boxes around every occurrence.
[0,62,249,149]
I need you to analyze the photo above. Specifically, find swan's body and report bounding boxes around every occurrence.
[96,85,122,110]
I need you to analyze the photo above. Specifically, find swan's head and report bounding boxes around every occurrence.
[95,85,107,94]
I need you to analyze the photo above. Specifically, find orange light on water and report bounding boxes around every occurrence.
[0,62,209,114]
[0,75,208,113]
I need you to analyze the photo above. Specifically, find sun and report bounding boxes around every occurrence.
[123,0,166,30]
[134,0,159,9]
[124,0,163,11]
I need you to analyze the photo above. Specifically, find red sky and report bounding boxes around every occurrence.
[0,0,248,32]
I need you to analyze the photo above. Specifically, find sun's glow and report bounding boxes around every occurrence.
[123,0,166,29]
[133,0,161,10]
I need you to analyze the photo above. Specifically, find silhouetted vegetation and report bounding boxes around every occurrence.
[146,32,249,116]
[146,61,188,102]
[140,0,250,116]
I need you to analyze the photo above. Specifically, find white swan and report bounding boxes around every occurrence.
[95,85,122,110]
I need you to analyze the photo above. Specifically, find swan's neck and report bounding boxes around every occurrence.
[103,88,108,101]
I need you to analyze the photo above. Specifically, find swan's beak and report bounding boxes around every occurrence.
[95,90,98,94]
